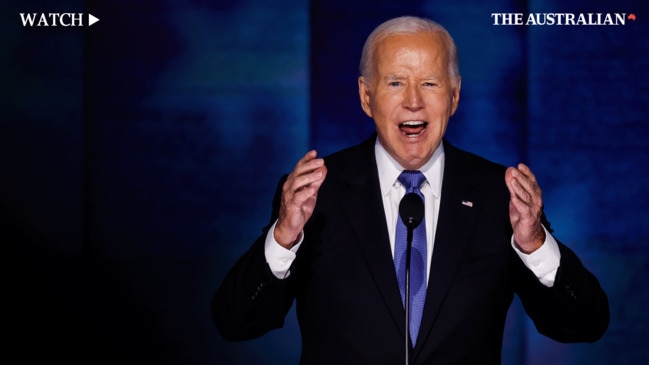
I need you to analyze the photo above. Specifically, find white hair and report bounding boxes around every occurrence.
[359,16,460,84]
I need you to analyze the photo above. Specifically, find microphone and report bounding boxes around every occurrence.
[399,193,424,229]
[398,192,424,365]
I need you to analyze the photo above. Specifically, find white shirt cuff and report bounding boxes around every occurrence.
[264,220,303,279]
[511,225,561,287]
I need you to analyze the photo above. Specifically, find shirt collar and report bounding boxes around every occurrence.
[375,137,445,198]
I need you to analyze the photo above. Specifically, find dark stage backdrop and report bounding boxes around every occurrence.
[2,0,648,364]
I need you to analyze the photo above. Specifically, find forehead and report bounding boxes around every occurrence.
[373,32,449,72]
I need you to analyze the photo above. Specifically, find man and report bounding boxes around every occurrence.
[212,16,609,364]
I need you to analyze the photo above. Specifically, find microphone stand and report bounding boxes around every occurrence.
[404,221,414,365]
[399,192,424,365]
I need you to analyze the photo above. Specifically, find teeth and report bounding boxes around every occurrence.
[401,121,425,126]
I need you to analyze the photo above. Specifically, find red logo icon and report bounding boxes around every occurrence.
[628,13,636,21]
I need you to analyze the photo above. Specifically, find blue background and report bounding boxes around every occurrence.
[2,0,648,364]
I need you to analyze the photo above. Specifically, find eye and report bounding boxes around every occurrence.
[388,81,402,87]
[423,82,438,88]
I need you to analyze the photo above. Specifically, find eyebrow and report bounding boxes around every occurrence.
[384,74,444,81]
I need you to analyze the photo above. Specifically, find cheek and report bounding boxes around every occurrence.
[428,96,455,117]
[376,97,403,124]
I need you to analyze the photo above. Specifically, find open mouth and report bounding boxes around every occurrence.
[399,121,428,137]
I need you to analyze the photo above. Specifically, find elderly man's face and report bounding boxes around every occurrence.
[359,32,460,170]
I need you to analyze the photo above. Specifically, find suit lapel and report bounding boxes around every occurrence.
[338,137,407,339]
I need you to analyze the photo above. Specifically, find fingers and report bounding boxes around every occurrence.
[514,163,539,195]
[275,150,328,247]
[285,150,326,197]
[506,163,542,207]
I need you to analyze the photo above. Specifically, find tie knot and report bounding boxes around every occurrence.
[398,170,426,192]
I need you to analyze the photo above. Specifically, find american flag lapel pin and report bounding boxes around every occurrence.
[461,200,473,207]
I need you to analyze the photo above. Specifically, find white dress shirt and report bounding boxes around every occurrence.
[264,139,561,287]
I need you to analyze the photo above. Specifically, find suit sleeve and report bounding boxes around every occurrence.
[513,239,610,343]
[211,176,297,341]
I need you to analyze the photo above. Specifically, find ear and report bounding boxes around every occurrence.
[450,77,461,116]
[358,76,373,118]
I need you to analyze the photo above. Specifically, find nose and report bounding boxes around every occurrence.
[403,84,424,111]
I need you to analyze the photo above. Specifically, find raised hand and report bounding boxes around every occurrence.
[274,150,328,248]
[505,163,545,254]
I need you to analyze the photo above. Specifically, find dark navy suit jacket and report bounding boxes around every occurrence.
[212,136,609,364]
